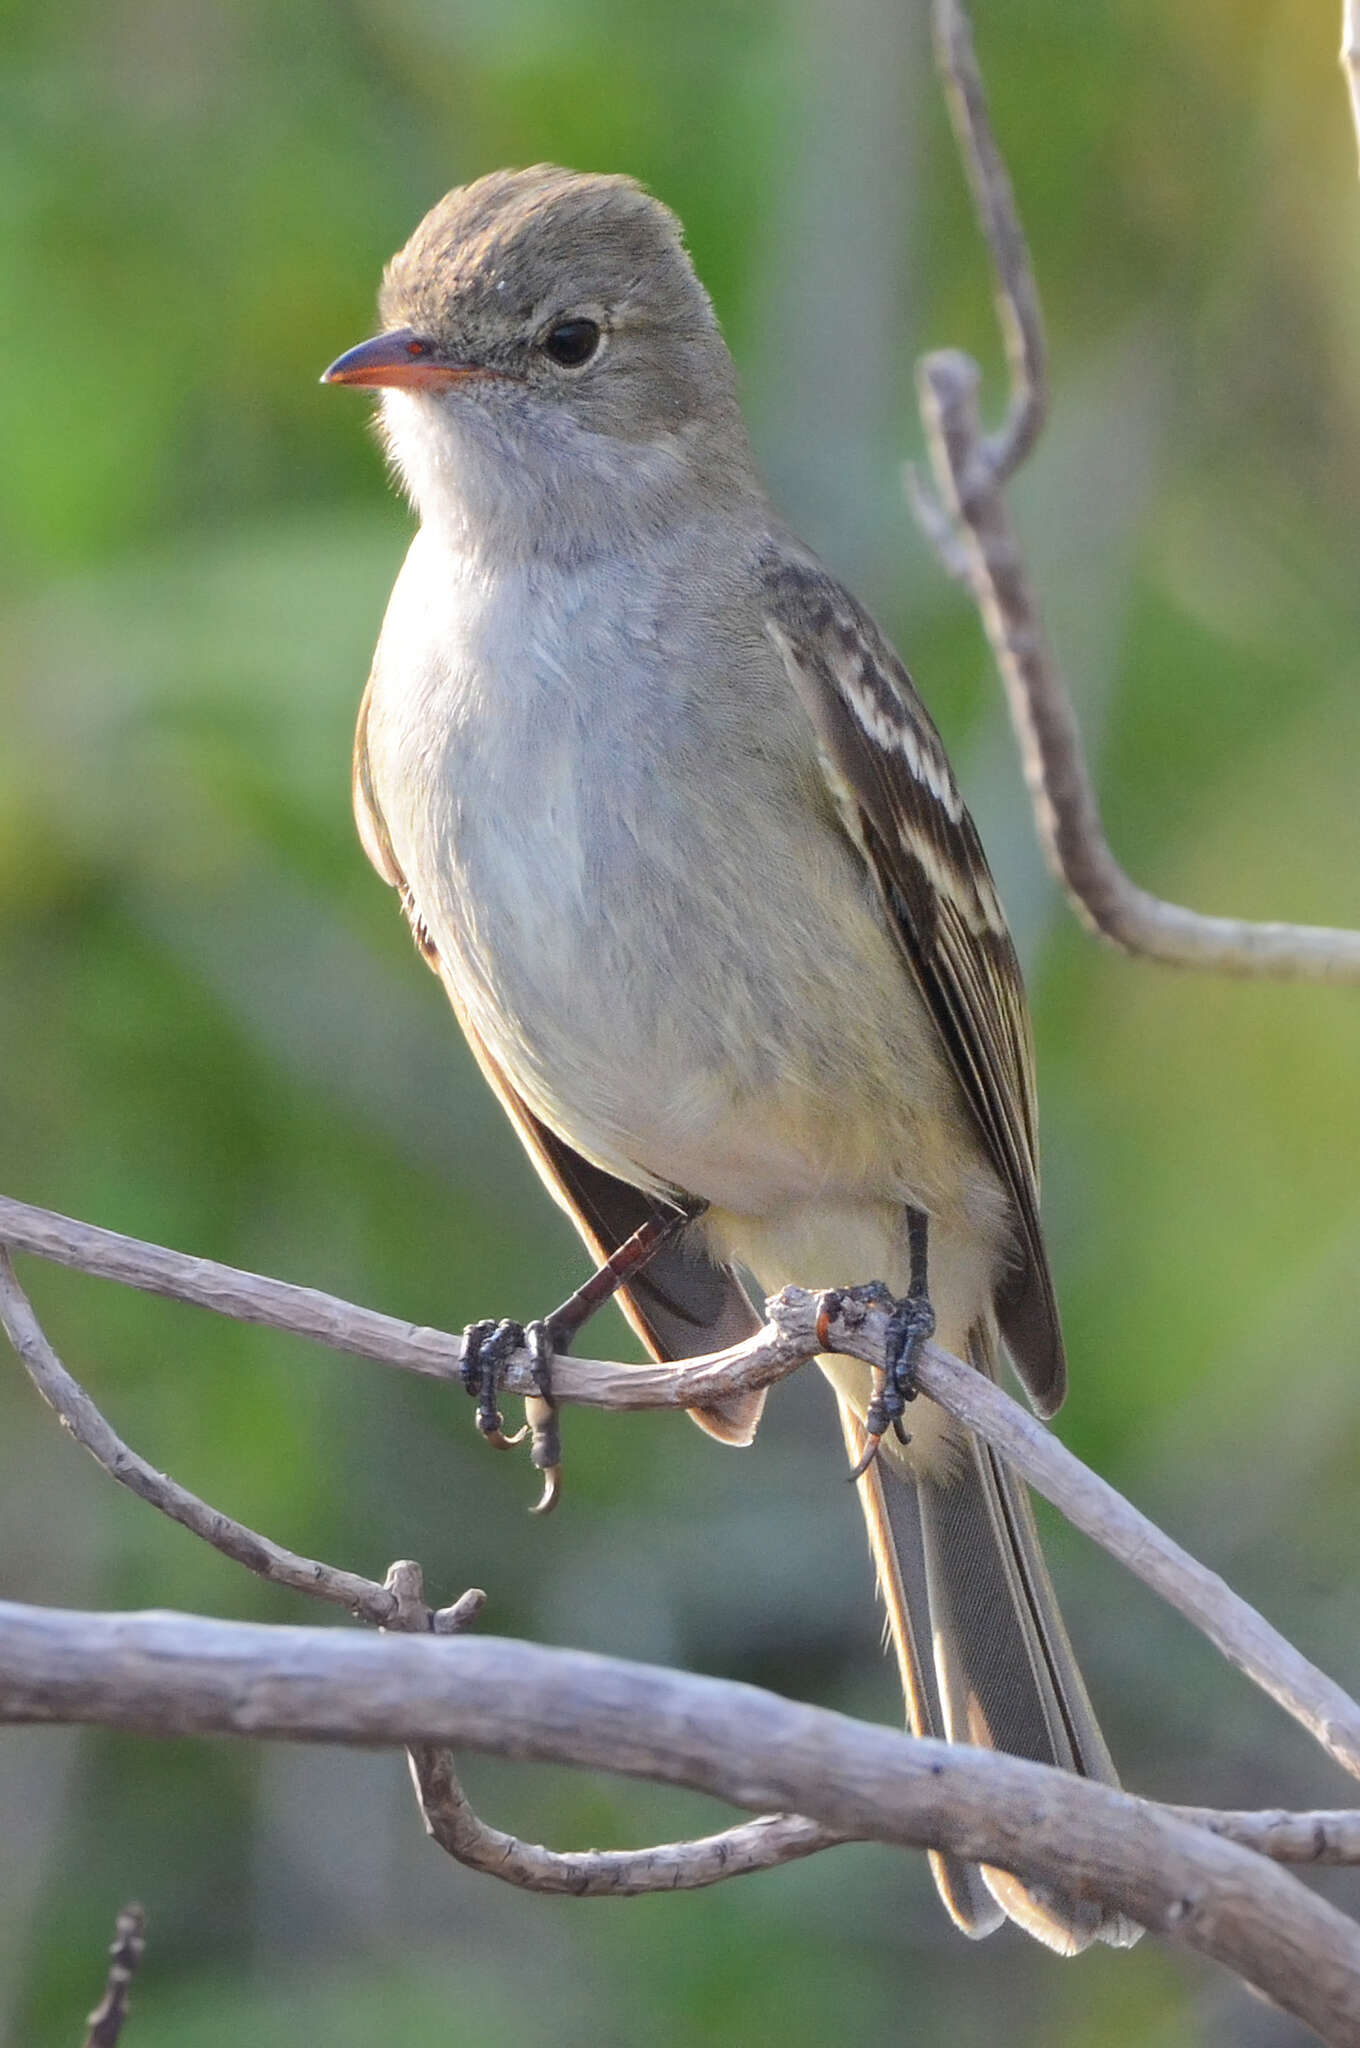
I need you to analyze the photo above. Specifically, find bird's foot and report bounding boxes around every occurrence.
[460,1317,562,1512]
[459,1319,528,1448]
[821,1280,934,1482]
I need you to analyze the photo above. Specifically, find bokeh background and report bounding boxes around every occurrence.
[3,0,1359,2041]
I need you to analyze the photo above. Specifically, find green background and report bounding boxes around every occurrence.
[3,1,1359,2042]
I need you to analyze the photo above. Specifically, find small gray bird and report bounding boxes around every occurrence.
[324,165,1136,1953]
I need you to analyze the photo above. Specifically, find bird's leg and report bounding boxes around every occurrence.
[541,1199,702,1351]
[458,1200,701,1507]
[847,1207,935,1481]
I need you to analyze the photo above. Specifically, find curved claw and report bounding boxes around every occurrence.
[524,1320,562,1509]
[478,1419,530,1451]
[846,1432,883,1482]
[460,1314,563,1495]
[529,1464,563,1516]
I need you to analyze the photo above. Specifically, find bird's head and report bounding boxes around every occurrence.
[323,166,755,556]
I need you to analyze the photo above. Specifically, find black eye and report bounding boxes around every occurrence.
[542,317,601,368]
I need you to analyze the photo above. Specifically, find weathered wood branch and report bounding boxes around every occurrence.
[4,1194,1357,1784]
[909,0,1360,980]
[5,1247,1359,1918]
[3,1601,1359,2043]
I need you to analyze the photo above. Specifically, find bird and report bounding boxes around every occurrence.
[323,164,1137,1953]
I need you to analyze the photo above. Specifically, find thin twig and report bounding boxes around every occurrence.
[82,1903,145,2048]
[825,1288,1360,1785]
[383,1561,851,1893]
[932,0,1047,481]
[910,0,1360,981]
[0,1194,464,1383]
[1171,1807,1360,1867]
[0,1249,402,1627]
[412,1748,844,1893]
[5,1603,1360,2043]
[5,1200,1360,1783]
[0,1193,802,1403]
[0,1249,481,1637]
[411,1788,1360,1891]
[0,1273,840,1897]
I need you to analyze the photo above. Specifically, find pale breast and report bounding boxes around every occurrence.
[362,526,986,1226]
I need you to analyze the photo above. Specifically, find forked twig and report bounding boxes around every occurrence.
[82,1904,145,2048]
[911,0,1360,981]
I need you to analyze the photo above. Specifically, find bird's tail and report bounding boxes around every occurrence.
[838,1325,1140,1953]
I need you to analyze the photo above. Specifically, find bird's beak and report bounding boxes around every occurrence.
[321,329,488,390]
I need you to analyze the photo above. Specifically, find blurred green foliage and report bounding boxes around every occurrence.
[3,1,1359,2042]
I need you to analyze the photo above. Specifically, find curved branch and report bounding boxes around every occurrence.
[0,1252,474,1639]
[0,1248,403,1627]
[4,1601,1360,2043]
[0,1194,465,1383]
[409,1762,1360,1894]
[9,1248,1358,1915]
[4,1196,1360,1782]
[931,0,1046,482]
[376,1557,850,1893]
[409,1746,842,1894]
[822,1285,1360,1783]
[911,0,1360,981]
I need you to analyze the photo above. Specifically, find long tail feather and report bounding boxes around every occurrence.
[839,1328,1141,1954]
[838,1403,1003,1938]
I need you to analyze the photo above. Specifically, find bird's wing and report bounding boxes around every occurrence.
[761,549,1065,1415]
[352,678,765,1444]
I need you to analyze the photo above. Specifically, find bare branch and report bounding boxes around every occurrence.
[0,1279,843,1902]
[910,0,1360,982]
[1171,1807,1360,1868]
[832,1288,1360,1784]
[5,1602,1360,2041]
[315,1534,1360,1898]
[0,1193,802,1404]
[0,1248,403,1628]
[930,0,1047,481]
[371,1557,849,1894]
[0,1194,464,1383]
[412,1785,1360,1889]
[82,1903,145,2048]
[9,1238,1360,1907]
[409,1745,842,1895]
[5,1198,1360,1783]
[0,1283,1355,1906]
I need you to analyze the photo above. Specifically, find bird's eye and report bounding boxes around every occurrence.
[541,317,601,368]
